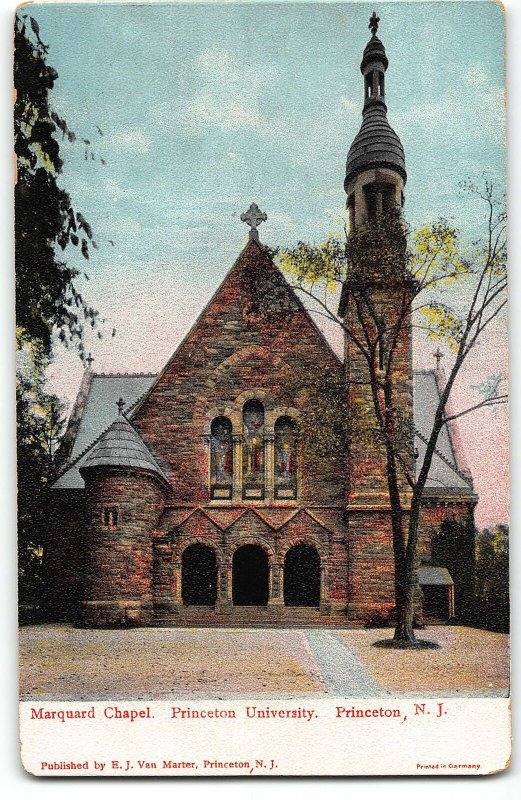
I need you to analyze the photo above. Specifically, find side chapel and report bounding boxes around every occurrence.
[49,15,477,627]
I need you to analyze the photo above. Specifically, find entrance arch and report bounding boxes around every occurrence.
[284,544,321,607]
[232,545,269,606]
[182,543,217,606]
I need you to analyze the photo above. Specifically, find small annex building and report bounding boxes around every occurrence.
[48,17,477,628]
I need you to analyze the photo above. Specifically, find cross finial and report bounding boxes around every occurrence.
[116,397,125,416]
[85,352,94,368]
[433,347,444,370]
[240,203,268,242]
[369,10,380,37]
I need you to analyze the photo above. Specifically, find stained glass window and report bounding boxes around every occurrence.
[210,416,233,499]
[242,400,265,499]
[275,416,297,499]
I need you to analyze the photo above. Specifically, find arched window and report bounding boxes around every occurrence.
[274,416,298,499]
[210,416,233,499]
[242,400,265,499]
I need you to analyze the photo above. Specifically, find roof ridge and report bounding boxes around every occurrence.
[92,372,158,378]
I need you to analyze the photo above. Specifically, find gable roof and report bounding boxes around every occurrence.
[79,416,169,484]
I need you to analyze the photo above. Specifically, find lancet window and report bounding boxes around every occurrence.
[210,416,233,499]
[274,417,298,499]
[242,400,265,500]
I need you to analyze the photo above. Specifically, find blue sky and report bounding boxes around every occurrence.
[26,0,507,523]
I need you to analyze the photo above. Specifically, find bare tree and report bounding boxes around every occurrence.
[279,178,507,646]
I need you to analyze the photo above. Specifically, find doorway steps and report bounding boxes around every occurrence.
[153,605,356,628]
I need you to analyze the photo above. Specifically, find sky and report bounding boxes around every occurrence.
[25,0,507,526]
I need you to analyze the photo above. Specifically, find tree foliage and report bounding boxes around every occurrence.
[17,332,65,615]
[14,12,100,359]
[15,13,103,614]
[474,524,509,633]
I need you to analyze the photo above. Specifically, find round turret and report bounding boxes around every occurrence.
[79,415,169,627]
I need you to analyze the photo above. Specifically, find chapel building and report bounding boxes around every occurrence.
[49,16,477,628]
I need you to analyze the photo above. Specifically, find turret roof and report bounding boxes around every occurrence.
[78,415,169,484]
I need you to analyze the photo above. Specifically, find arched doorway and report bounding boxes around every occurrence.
[284,544,321,607]
[232,545,269,606]
[182,544,217,606]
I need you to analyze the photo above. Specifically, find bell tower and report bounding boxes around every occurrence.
[339,13,413,620]
[345,10,407,232]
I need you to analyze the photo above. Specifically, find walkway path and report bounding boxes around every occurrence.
[305,630,387,696]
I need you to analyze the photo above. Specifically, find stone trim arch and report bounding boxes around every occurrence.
[176,536,225,564]
[278,536,328,561]
[266,406,301,433]
[234,387,273,409]
[226,536,276,566]
[203,405,241,436]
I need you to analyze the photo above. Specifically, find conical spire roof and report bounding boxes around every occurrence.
[345,103,406,188]
[79,415,168,484]
[345,15,406,189]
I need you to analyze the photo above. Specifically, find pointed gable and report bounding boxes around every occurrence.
[128,238,346,504]
[131,239,342,421]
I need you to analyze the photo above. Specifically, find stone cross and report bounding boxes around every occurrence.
[85,352,94,368]
[369,11,380,37]
[433,346,444,370]
[116,397,125,416]
[240,203,267,241]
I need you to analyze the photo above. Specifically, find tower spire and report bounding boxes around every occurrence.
[344,13,406,232]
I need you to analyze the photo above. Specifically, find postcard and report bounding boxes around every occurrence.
[16,0,510,776]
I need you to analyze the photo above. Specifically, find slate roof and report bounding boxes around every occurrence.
[52,373,157,489]
[345,102,407,187]
[79,416,168,484]
[361,35,388,72]
[418,566,454,587]
[414,371,474,493]
[53,368,474,497]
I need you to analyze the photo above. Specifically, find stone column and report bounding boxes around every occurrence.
[265,434,275,502]
[232,434,243,501]
[152,542,179,624]
[217,561,232,612]
[448,585,455,618]
[172,561,182,606]
[268,561,284,606]
[203,435,211,492]
[319,564,331,614]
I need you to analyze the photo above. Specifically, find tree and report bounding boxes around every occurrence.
[474,524,509,633]
[17,333,65,618]
[14,11,101,359]
[279,178,507,646]
[15,13,103,612]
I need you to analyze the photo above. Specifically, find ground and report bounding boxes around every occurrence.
[19,624,509,701]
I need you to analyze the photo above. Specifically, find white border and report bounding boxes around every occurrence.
[2,0,519,796]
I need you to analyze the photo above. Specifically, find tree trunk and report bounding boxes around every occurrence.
[384,448,416,642]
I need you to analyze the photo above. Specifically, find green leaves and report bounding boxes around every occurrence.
[14,12,102,356]
[418,303,464,351]
[278,236,347,290]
